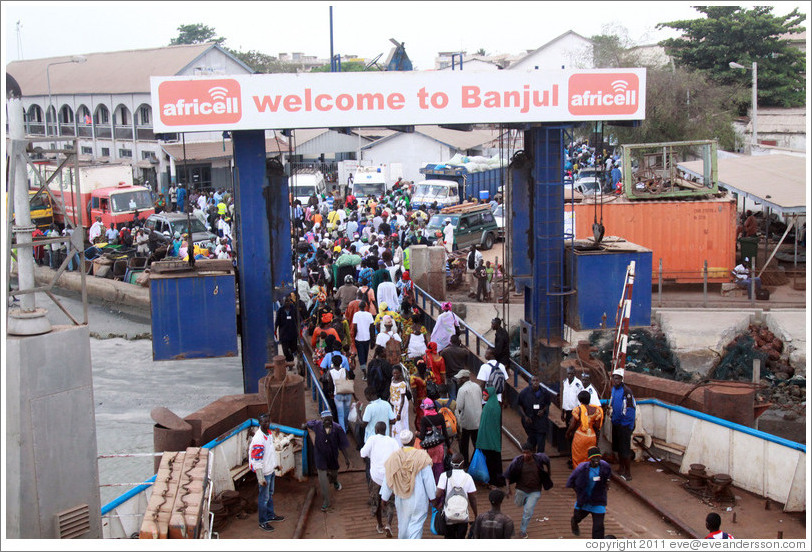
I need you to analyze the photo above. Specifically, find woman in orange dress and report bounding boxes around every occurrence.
[409,359,429,430]
[566,390,604,468]
[423,341,446,389]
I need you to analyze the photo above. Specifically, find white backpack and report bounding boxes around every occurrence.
[443,471,470,523]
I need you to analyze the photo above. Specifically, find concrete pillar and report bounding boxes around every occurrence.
[408,245,446,300]
[6,326,101,538]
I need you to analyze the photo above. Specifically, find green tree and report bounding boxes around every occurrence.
[310,61,381,72]
[610,66,738,149]
[657,6,806,107]
[169,23,225,45]
[227,49,300,73]
[590,24,646,68]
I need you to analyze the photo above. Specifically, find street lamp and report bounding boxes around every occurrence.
[46,55,87,137]
[729,60,758,148]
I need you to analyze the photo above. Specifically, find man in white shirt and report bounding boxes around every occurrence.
[434,453,478,539]
[476,347,509,405]
[375,315,401,348]
[248,414,285,531]
[360,421,399,536]
[443,218,455,253]
[561,366,584,468]
[88,217,104,243]
[581,372,601,406]
[352,302,376,374]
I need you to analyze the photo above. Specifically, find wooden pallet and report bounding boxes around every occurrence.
[439,201,491,214]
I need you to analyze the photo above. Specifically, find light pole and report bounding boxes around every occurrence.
[46,55,86,137]
[729,61,758,148]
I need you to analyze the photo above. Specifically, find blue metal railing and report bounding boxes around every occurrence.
[413,283,557,396]
[299,338,330,414]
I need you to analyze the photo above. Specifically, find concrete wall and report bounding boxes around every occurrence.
[408,245,447,300]
[362,132,455,183]
[6,325,101,538]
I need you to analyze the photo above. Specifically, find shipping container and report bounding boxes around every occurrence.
[566,195,736,283]
[565,240,652,331]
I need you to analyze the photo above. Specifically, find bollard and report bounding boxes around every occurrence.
[750,257,756,307]
[777,531,783,539]
[732,512,737,523]
[658,258,663,307]
[703,260,708,308]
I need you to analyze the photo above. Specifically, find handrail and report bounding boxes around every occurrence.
[298,337,330,415]
[413,283,556,395]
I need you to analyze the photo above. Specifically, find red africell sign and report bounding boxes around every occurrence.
[158,79,242,126]
[567,73,640,116]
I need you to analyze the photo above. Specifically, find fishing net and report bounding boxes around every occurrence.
[590,328,690,381]
[713,334,767,381]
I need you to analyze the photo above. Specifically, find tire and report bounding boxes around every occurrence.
[483,232,494,250]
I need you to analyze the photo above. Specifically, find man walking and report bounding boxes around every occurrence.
[470,489,515,539]
[504,442,552,539]
[561,366,584,467]
[566,446,611,539]
[303,411,352,512]
[249,414,285,532]
[274,296,299,363]
[440,334,468,400]
[434,453,478,539]
[360,421,399,537]
[609,368,636,481]
[517,376,551,453]
[454,370,482,467]
[491,318,510,374]
[380,430,437,539]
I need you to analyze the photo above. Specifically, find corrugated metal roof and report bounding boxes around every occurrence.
[6,43,227,95]
[680,154,807,214]
[162,136,288,161]
[362,125,498,150]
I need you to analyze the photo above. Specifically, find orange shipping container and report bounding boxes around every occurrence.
[566,196,737,283]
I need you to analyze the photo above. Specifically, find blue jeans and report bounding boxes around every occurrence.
[257,472,276,524]
[355,340,371,368]
[514,489,541,534]
[446,377,458,401]
[334,393,353,431]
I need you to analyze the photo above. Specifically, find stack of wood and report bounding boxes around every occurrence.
[139,447,210,539]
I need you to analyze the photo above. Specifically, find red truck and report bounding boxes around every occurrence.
[32,163,155,229]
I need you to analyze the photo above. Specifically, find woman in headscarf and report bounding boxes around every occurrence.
[409,359,429,430]
[424,341,446,387]
[376,280,401,314]
[429,302,461,352]
[402,312,428,376]
[312,312,340,368]
[390,366,410,438]
[371,259,392,298]
[476,386,505,488]
[397,271,415,311]
[566,390,604,468]
[417,398,449,483]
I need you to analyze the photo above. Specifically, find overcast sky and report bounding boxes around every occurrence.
[3,1,807,70]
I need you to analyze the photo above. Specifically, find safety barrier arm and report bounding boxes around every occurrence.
[413,283,556,396]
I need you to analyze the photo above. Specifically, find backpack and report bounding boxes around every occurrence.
[486,360,506,396]
[438,406,458,437]
[467,250,476,270]
[421,424,445,449]
[443,471,470,523]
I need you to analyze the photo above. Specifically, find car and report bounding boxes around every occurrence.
[144,212,217,247]
[426,205,499,251]
[572,176,603,196]
[290,170,327,205]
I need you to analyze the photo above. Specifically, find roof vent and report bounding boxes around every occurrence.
[55,504,91,538]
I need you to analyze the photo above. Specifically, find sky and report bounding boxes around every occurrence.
[4,1,807,70]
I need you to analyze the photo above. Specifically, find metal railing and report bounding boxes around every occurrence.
[413,283,556,396]
[299,338,330,414]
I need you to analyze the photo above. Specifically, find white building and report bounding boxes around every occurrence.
[6,43,255,192]
[508,30,595,71]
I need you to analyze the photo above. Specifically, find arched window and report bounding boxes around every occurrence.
[135,104,152,126]
[94,104,110,125]
[77,105,92,125]
[59,104,75,124]
[26,104,43,123]
[114,104,131,126]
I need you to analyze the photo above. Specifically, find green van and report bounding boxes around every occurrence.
[426,204,499,251]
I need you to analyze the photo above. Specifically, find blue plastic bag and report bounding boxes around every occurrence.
[430,505,446,535]
[468,448,489,484]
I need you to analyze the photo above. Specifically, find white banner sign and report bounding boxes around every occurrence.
[150,68,646,132]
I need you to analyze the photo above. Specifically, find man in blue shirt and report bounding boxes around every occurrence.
[566,446,611,539]
[609,368,636,481]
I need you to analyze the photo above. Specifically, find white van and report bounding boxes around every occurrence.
[290,171,327,204]
[351,166,387,199]
[410,179,461,209]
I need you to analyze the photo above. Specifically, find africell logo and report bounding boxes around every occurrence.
[159,79,242,126]
[567,73,640,116]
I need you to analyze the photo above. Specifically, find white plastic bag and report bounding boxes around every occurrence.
[348,402,358,424]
